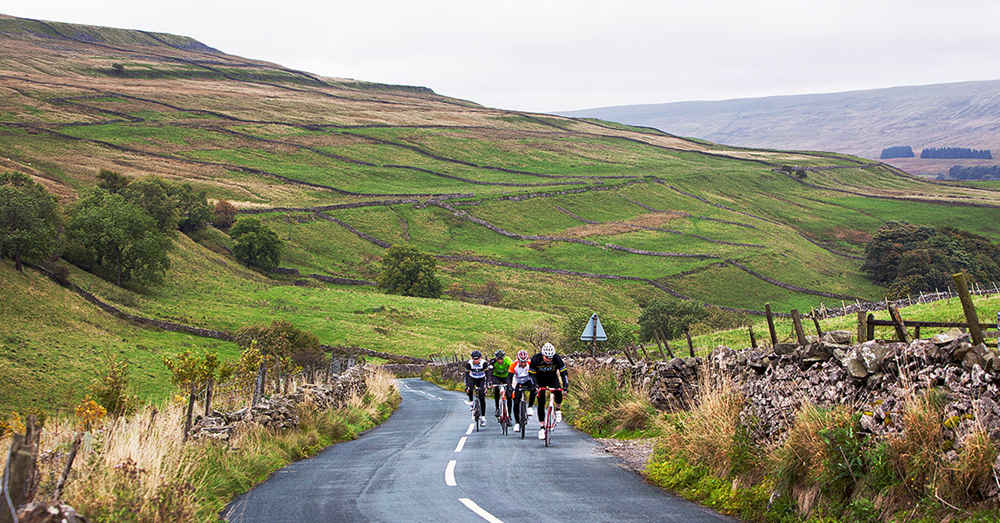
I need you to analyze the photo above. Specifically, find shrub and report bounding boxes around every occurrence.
[376,246,442,298]
[213,199,237,229]
[230,217,283,271]
[121,177,179,233]
[96,169,130,194]
[171,183,212,233]
[88,353,136,417]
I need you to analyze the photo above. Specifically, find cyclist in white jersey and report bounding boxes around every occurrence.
[464,350,488,424]
[509,349,536,433]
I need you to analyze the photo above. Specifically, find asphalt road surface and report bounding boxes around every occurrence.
[224,378,732,522]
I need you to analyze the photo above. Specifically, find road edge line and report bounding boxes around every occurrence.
[445,459,457,486]
[458,498,503,523]
[455,436,467,453]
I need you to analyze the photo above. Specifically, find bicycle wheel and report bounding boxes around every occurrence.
[519,401,527,439]
[474,397,481,432]
[544,405,552,447]
[501,398,509,436]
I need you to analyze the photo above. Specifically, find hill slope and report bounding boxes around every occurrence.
[4,15,1000,410]
[559,79,1000,166]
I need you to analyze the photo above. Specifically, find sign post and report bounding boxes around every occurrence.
[580,313,607,357]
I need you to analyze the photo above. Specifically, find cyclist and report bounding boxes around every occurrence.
[489,350,514,425]
[464,350,488,426]
[528,342,569,440]
[509,349,536,433]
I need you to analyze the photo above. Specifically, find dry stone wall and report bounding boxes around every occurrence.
[574,330,1000,446]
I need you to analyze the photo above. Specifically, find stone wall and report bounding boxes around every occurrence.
[189,364,371,441]
[574,330,1000,447]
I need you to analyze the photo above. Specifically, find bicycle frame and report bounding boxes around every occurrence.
[492,383,511,435]
[536,387,563,447]
[471,382,486,432]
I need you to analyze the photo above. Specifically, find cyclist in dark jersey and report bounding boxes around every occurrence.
[465,350,488,425]
[528,342,569,440]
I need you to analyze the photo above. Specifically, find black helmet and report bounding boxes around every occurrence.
[471,350,482,359]
[494,350,505,359]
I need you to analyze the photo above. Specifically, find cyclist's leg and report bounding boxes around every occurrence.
[527,387,536,408]
[554,390,563,408]
[476,381,486,413]
[465,377,473,402]
[493,384,500,415]
[505,378,514,416]
[537,389,547,423]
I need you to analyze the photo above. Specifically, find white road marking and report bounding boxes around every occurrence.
[466,423,474,435]
[400,382,441,400]
[459,498,504,523]
[455,436,467,453]
[445,460,457,486]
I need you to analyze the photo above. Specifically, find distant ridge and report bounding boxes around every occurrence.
[559,79,1000,162]
[0,13,221,53]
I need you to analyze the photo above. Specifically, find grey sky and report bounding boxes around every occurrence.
[5,0,1000,112]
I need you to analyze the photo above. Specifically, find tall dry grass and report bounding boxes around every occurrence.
[1,367,400,522]
[564,367,657,437]
[656,371,751,479]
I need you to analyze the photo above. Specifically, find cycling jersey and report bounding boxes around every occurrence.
[466,359,487,379]
[528,353,568,387]
[508,361,533,384]
[491,356,513,378]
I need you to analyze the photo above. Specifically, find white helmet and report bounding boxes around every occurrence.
[541,342,556,358]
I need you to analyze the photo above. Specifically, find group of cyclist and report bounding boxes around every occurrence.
[464,342,569,440]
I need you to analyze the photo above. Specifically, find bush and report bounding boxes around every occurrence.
[230,217,283,271]
[88,353,136,417]
[376,246,442,298]
[122,177,179,233]
[213,199,237,229]
[638,299,708,342]
[171,183,212,233]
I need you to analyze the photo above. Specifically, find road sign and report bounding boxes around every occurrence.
[580,313,608,342]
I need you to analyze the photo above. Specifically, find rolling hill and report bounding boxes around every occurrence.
[4,13,1000,411]
[560,79,1000,175]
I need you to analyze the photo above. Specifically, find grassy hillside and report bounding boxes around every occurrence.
[3,14,1000,411]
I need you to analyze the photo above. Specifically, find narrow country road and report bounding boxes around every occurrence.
[224,378,733,522]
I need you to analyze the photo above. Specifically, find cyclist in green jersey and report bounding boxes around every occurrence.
[489,350,514,422]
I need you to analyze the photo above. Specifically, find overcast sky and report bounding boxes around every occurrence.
[6,1,1000,112]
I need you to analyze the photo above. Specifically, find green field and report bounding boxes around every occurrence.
[4,15,1000,412]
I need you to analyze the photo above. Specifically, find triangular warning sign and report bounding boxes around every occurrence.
[580,313,608,341]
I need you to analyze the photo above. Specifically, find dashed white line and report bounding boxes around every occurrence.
[466,423,475,435]
[459,498,504,523]
[445,460,457,486]
[455,436,467,453]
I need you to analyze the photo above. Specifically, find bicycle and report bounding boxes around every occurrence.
[514,383,532,440]
[536,387,563,447]
[491,383,512,436]
[470,383,486,432]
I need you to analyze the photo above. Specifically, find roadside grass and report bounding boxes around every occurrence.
[0,367,400,522]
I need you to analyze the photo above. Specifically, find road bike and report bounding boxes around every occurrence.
[470,382,485,432]
[514,383,532,439]
[491,383,512,436]
[536,386,563,447]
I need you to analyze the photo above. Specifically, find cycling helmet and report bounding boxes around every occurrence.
[541,342,556,358]
[471,350,482,359]
[494,350,505,359]
[516,349,529,362]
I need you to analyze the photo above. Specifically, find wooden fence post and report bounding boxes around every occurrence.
[811,310,823,337]
[685,328,695,357]
[857,311,868,342]
[867,313,876,341]
[953,272,985,345]
[765,303,778,346]
[888,305,910,343]
[790,310,807,345]
[748,325,758,348]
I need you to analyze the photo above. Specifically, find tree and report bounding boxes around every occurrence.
[377,246,442,298]
[0,172,63,271]
[65,189,171,286]
[171,183,212,233]
[559,310,635,355]
[87,353,136,417]
[122,177,178,233]
[213,199,237,230]
[638,299,709,350]
[163,351,220,440]
[235,320,324,402]
[96,169,130,194]
[230,217,282,271]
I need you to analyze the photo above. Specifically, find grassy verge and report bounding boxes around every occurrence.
[420,365,464,392]
[0,368,400,522]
